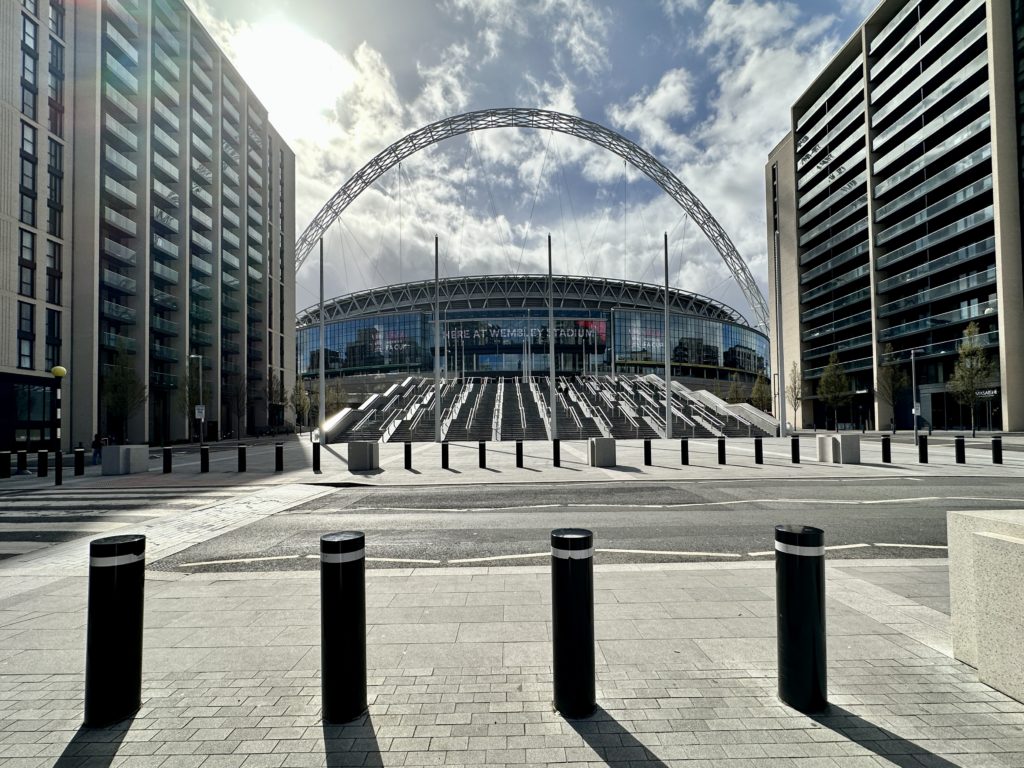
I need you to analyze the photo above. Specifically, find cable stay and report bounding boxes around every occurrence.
[552,135,590,278]
[467,132,515,276]
[514,130,554,276]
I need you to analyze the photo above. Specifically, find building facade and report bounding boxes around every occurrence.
[1,0,295,451]
[296,275,769,391]
[767,0,1023,432]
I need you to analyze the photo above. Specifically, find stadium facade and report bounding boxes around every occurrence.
[296,275,769,388]
[767,0,1022,432]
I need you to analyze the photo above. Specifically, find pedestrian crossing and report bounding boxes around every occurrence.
[0,487,240,561]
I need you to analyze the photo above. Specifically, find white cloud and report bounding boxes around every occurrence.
[607,68,697,166]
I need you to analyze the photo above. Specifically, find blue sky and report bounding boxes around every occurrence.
[188,0,877,327]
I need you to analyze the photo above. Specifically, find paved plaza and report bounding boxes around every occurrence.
[0,438,1022,766]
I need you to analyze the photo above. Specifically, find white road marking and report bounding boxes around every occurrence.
[873,543,948,549]
[178,554,300,567]
[824,543,871,551]
[598,548,741,558]
[747,551,773,557]
[366,556,442,564]
[448,552,549,564]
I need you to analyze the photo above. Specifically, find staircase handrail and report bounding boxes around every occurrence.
[493,379,504,441]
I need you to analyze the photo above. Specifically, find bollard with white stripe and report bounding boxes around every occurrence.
[791,435,800,464]
[404,441,412,470]
[85,534,145,727]
[320,531,367,724]
[754,437,763,465]
[775,524,827,713]
[200,445,209,473]
[955,435,965,465]
[717,437,726,465]
[680,438,689,466]
[551,528,595,718]
[479,441,486,469]
[516,440,523,468]
[881,435,891,464]
[275,443,284,472]
[643,439,652,466]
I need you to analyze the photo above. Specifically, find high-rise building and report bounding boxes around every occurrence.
[1,0,295,451]
[767,0,1023,432]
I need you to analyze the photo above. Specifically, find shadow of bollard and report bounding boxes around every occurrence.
[811,704,960,768]
[566,705,670,766]
[53,721,133,767]
[323,715,383,767]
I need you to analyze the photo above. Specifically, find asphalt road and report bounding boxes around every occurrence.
[152,475,1024,572]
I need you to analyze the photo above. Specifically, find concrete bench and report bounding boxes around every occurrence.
[816,434,860,464]
[588,437,616,468]
[348,441,380,472]
[101,444,150,475]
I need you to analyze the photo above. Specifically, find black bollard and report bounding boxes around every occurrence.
[16,450,27,474]
[553,439,560,467]
[320,532,367,724]
[479,441,486,469]
[37,450,48,478]
[551,528,595,719]
[754,437,763,465]
[74,448,85,476]
[993,435,1003,465]
[718,437,726,465]
[955,435,965,465]
[918,434,928,464]
[275,443,284,472]
[0,451,10,479]
[643,439,652,466]
[85,534,145,727]
[516,440,523,468]
[162,447,172,474]
[313,442,321,473]
[238,445,246,473]
[441,441,449,469]
[791,435,800,464]
[680,439,689,466]
[404,441,412,470]
[200,445,209,473]
[881,435,891,464]
[54,451,62,486]
[775,524,827,713]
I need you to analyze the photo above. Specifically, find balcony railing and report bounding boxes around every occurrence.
[151,342,178,362]
[100,331,137,352]
[150,370,178,388]
[150,315,179,335]
[151,260,179,285]
[101,268,137,294]
[151,286,178,310]
[101,299,137,323]
[103,237,136,266]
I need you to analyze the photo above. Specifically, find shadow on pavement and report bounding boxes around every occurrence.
[567,705,670,766]
[53,719,133,768]
[811,704,959,767]
[323,714,383,767]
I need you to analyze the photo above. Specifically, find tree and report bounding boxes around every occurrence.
[101,344,147,444]
[817,352,851,430]
[787,362,803,427]
[225,374,247,440]
[725,375,744,404]
[290,377,311,429]
[326,380,348,413]
[876,343,908,433]
[949,321,995,437]
[750,373,772,413]
[177,361,208,441]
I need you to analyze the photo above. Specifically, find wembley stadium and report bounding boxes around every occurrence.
[294,274,775,443]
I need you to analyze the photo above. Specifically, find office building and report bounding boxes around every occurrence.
[1,0,296,451]
[767,0,1023,431]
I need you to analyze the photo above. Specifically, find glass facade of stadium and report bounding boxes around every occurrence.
[296,276,769,384]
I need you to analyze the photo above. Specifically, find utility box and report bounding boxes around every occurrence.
[101,445,150,475]
[348,442,380,472]
[588,437,616,467]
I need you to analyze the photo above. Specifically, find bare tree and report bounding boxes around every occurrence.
[750,374,772,413]
[787,361,803,427]
[101,343,147,444]
[290,377,311,430]
[876,343,908,433]
[949,321,995,437]
[225,374,247,440]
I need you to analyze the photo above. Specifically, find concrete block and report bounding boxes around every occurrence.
[101,444,150,475]
[948,510,1024,667]
[816,435,832,463]
[975,530,1024,703]
[832,434,860,464]
[588,437,616,468]
[348,441,380,472]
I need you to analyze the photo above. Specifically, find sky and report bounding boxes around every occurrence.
[185,0,878,328]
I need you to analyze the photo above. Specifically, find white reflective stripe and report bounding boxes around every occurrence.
[321,549,365,564]
[551,546,593,560]
[90,553,145,567]
[775,541,825,557]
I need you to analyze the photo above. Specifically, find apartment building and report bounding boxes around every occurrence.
[1,0,295,451]
[767,0,1023,432]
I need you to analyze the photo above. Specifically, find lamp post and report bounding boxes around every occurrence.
[189,354,204,447]
[911,348,920,447]
[50,365,67,453]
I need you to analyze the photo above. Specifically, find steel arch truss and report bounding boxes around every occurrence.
[295,108,769,328]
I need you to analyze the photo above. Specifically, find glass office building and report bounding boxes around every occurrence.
[767,0,1024,431]
[297,275,768,385]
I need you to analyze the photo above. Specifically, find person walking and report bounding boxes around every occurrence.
[91,434,102,465]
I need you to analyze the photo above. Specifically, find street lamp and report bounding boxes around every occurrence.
[910,348,922,446]
[189,354,204,447]
[50,365,66,453]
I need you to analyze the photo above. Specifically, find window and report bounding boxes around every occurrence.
[46,241,62,305]
[23,50,37,86]
[22,15,37,51]
[47,203,61,237]
[21,122,36,155]
[19,229,35,298]
[20,157,36,192]
[47,72,63,135]
[47,138,61,172]
[20,265,35,298]
[49,2,64,38]
[45,309,61,369]
[20,193,35,227]
[18,302,35,370]
[22,0,37,14]
[21,85,36,119]
[49,39,62,74]
[20,229,35,262]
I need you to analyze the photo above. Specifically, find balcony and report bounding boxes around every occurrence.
[247,367,263,381]
[104,22,138,65]
[247,187,263,207]
[153,124,179,156]
[152,205,179,234]
[247,285,263,302]
[190,303,212,323]
[151,286,178,310]
[222,164,240,186]
[879,299,999,341]
[191,254,213,276]
[152,98,179,132]
[222,316,241,333]
[191,231,213,254]
[104,175,137,207]
[190,328,213,346]
[192,206,213,230]
[190,279,212,299]
[153,44,180,80]
[223,186,240,207]
[222,338,240,354]
[222,293,241,312]
[103,207,137,236]
[150,370,178,388]
[103,82,137,122]
[151,233,178,260]
[101,268,137,294]
[101,299,137,323]
[247,206,264,227]
[104,145,137,180]
[248,306,263,322]
[151,260,179,285]
[222,272,240,291]
[191,85,213,116]
[152,14,180,55]
[104,113,137,151]
[247,347,263,361]
[247,246,263,265]
[103,237,136,266]
[247,165,262,187]
[222,206,240,228]
[248,265,263,282]
[152,178,178,207]
[247,226,263,246]
[151,342,178,362]
[105,53,138,93]
[192,132,213,160]
[191,108,212,138]
[222,77,240,104]
[223,251,240,270]
[100,331,137,352]
[192,157,213,185]
[222,230,240,250]
[221,360,240,375]
[152,152,179,183]
[191,61,212,91]
[153,70,179,106]
[151,315,179,335]
[191,181,213,206]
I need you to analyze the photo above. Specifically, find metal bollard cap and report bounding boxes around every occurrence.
[321,531,365,554]
[551,528,593,551]
[90,534,146,559]
[774,524,823,548]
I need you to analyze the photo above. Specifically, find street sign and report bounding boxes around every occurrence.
[195,404,206,420]
[912,403,920,416]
